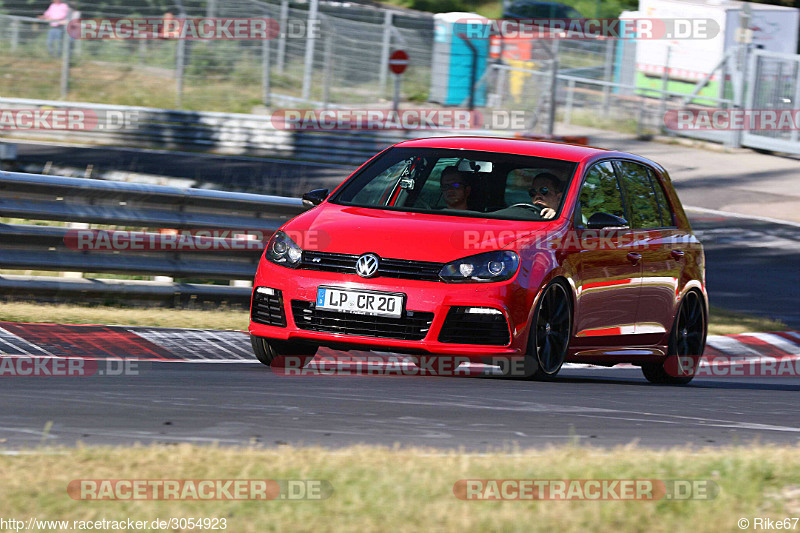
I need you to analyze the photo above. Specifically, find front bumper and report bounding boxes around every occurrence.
[248,261,532,356]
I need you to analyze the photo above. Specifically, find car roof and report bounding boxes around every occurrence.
[392,136,611,164]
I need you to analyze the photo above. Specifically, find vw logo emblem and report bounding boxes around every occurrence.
[356,254,380,278]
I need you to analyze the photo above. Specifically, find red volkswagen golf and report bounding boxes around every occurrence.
[249,137,707,384]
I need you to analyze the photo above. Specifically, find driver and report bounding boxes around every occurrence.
[440,166,471,210]
[528,172,563,220]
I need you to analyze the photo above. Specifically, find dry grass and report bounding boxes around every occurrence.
[1,444,800,532]
[0,301,248,330]
[707,305,788,336]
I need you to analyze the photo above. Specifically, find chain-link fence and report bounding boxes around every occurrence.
[0,0,433,112]
[2,1,799,155]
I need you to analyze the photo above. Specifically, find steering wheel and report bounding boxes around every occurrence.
[507,203,544,215]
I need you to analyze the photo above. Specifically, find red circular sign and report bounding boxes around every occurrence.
[388,50,409,75]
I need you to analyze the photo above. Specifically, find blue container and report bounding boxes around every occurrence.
[429,13,490,107]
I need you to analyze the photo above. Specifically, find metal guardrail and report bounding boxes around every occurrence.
[0,97,414,166]
[0,171,309,303]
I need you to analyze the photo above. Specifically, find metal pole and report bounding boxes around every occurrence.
[497,66,507,107]
[378,11,393,96]
[731,44,754,149]
[11,18,19,51]
[565,78,575,125]
[457,33,478,111]
[602,39,614,116]
[546,40,559,136]
[791,63,800,144]
[60,24,71,99]
[392,74,401,114]
[206,0,217,18]
[176,36,186,108]
[301,0,319,101]
[262,34,271,107]
[659,45,671,131]
[322,33,333,109]
[277,0,289,73]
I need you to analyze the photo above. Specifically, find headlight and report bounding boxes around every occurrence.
[439,250,519,283]
[266,230,303,268]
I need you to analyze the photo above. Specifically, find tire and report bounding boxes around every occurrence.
[521,280,573,381]
[642,291,707,385]
[250,335,318,369]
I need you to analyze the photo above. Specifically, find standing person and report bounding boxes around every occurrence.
[38,0,70,57]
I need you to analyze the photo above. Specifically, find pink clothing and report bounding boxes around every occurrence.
[43,3,69,27]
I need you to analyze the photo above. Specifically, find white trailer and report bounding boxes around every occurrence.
[632,0,799,93]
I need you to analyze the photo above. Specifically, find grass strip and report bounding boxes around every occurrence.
[1,444,799,532]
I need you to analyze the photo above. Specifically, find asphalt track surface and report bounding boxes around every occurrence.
[2,142,799,450]
[2,363,799,449]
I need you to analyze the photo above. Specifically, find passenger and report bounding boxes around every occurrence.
[439,166,471,210]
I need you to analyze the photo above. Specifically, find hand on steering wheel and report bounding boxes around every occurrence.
[508,202,544,215]
[507,203,556,219]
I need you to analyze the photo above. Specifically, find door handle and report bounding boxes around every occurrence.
[626,252,642,265]
[671,250,685,260]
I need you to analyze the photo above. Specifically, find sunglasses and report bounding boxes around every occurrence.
[441,182,467,191]
[528,186,553,196]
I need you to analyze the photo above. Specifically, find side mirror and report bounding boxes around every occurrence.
[586,212,629,229]
[302,188,329,207]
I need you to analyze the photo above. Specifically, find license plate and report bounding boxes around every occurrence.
[316,287,403,318]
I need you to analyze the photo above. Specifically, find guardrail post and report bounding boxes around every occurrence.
[301,0,319,101]
[277,0,289,73]
[378,10,393,96]
[63,222,88,279]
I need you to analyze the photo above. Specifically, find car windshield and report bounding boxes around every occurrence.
[330,147,578,221]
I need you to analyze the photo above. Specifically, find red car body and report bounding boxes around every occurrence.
[249,137,707,379]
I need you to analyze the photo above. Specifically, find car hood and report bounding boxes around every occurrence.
[283,203,558,263]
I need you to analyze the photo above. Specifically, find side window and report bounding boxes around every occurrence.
[615,161,662,229]
[577,161,625,226]
[648,169,675,227]
[349,158,410,205]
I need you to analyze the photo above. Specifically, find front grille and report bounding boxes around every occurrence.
[438,307,511,346]
[300,251,444,282]
[291,300,434,341]
[251,288,287,327]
